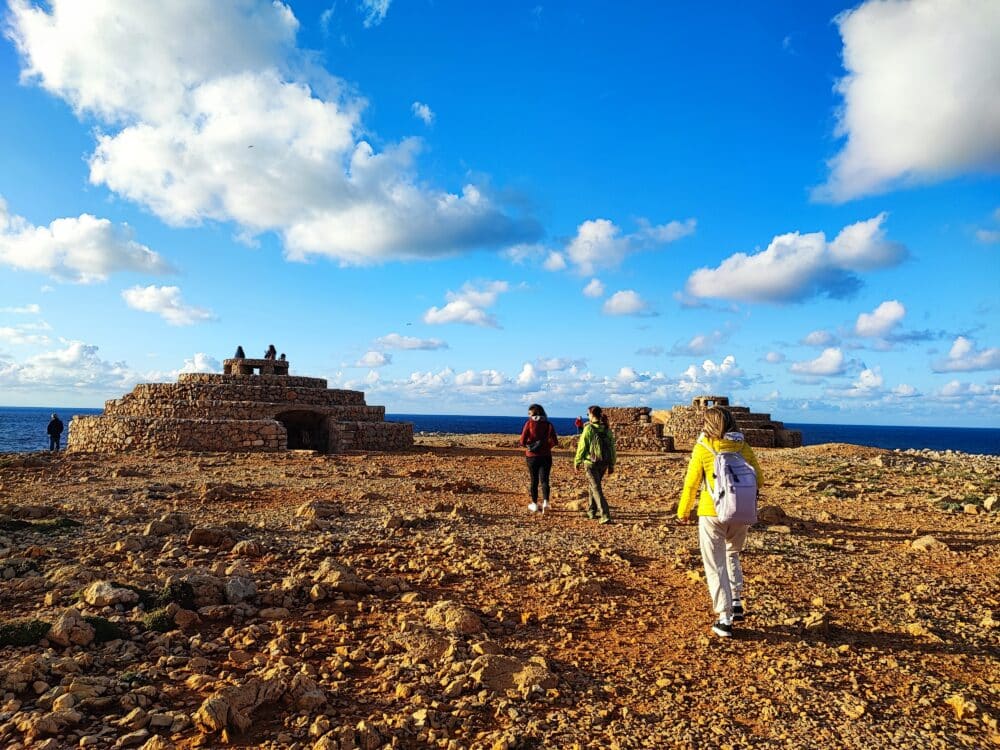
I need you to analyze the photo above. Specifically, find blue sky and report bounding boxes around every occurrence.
[0,0,997,426]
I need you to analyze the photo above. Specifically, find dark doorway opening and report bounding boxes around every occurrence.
[275,411,328,452]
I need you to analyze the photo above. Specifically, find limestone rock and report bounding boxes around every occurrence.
[224,576,257,605]
[47,608,95,647]
[287,673,327,712]
[231,539,263,557]
[312,558,369,595]
[193,677,286,735]
[469,654,557,693]
[757,505,787,524]
[425,600,483,634]
[187,527,237,549]
[911,535,949,552]
[82,581,140,608]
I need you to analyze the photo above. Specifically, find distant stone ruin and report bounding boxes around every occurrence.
[651,395,802,450]
[69,358,412,454]
[603,407,675,452]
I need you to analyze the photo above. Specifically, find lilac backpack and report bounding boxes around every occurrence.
[700,436,758,524]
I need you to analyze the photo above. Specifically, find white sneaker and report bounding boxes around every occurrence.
[541,500,549,513]
[527,502,538,513]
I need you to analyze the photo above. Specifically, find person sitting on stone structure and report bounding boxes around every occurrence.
[264,344,277,360]
[234,345,246,358]
[279,353,286,361]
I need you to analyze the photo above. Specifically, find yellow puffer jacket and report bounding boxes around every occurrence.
[678,432,763,519]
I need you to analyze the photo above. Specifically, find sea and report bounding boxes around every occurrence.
[2,406,999,456]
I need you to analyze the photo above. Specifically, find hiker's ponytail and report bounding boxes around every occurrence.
[588,405,609,428]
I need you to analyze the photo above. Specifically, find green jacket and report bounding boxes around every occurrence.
[574,423,616,468]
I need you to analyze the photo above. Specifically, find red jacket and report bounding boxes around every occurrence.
[520,418,558,456]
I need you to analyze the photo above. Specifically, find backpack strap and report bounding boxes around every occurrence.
[698,434,718,494]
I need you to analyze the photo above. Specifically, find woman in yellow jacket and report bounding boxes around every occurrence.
[678,407,763,637]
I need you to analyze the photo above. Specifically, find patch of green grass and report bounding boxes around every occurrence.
[937,501,963,512]
[0,517,82,533]
[141,608,174,633]
[0,618,51,646]
[84,616,125,643]
[117,670,151,686]
[110,582,157,609]
[33,517,83,532]
[0,518,32,531]
[157,580,196,610]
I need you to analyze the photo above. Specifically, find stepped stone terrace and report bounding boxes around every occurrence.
[651,395,802,450]
[68,358,412,454]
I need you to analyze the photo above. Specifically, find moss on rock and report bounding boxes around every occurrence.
[0,618,51,646]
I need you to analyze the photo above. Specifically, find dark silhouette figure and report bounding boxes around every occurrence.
[264,344,277,360]
[47,413,64,452]
[279,353,286,361]
[234,345,246,358]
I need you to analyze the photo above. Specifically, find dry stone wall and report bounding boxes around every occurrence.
[603,407,675,452]
[69,359,411,455]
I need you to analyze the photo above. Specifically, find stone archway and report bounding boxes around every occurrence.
[275,410,328,452]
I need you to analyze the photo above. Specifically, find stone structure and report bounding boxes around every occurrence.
[651,396,802,450]
[69,358,412,454]
[602,407,675,452]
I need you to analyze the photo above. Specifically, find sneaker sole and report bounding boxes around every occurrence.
[711,625,733,637]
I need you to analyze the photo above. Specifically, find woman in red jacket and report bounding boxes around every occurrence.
[519,404,559,513]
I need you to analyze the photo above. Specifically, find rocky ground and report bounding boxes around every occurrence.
[0,435,997,749]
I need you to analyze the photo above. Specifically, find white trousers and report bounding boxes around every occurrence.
[698,516,749,623]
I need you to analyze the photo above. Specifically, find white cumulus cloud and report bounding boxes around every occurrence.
[802,330,838,347]
[932,336,1000,372]
[178,353,220,374]
[677,355,746,395]
[542,251,567,271]
[685,213,905,303]
[0,303,41,314]
[0,196,171,283]
[582,278,605,298]
[356,350,390,367]
[816,0,1000,202]
[790,347,846,376]
[602,290,652,317]
[122,285,215,326]
[0,340,137,393]
[765,351,786,364]
[565,217,695,275]
[855,299,906,337]
[411,101,434,125]
[7,1,537,266]
[375,333,448,350]
[423,280,509,327]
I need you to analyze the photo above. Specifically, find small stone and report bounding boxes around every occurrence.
[258,607,290,620]
[911,535,949,552]
[115,729,150,748]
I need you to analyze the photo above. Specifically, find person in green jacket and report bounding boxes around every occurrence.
[574,405,617,524]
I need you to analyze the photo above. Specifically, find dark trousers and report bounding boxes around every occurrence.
[49,435,60,451]
[585,461,610,518]
[525,455,552,503]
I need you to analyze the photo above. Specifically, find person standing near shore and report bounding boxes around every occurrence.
[46,413,64,452]
[574,405,616,524]
[678,406,763,638]
[519,404,558,513]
